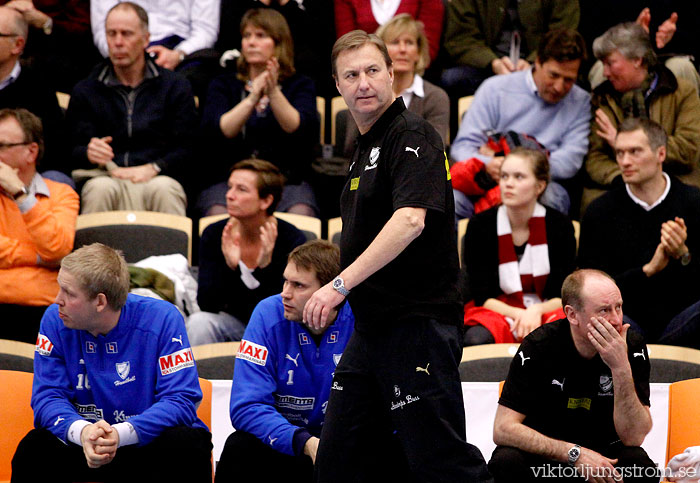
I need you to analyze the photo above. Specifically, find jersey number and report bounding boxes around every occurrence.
[286,370,294,386]
[76,373,91,390]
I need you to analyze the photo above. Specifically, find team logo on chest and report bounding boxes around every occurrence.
[599,374,614,395]
[365,147,380,171]
[116,361,130,380]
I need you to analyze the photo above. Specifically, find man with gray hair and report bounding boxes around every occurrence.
[66,1,197,215]
[579,118,700,346]
[11,242,212,482]
[582,21,700,212]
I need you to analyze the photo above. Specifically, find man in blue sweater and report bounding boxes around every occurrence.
[214,240,354,483]
[11,243,212,483]
[450,28,591,217]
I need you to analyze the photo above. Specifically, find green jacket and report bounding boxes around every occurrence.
[443,0,580,69]
[586,64,700,189]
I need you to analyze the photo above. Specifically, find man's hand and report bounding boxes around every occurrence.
[221,218,241,270]
[485,156,504,182]
[6,0,50,29]
[303,282,346,331]
[491,57,515,75]
[110,164,158,183]
[661,217,689,259]
[304,436,320,464]
[656,12,678,49]
[0,160,25,195]
[491,56,529,75]
[644,242,670,277]
[256,217,277,269]
[80,420,119,469]
[587,317,629,372]
[595,109,617,148]
[575,446,620,483]
[636,7,652,33]
[87,136,114,167]
[145,45,182,70]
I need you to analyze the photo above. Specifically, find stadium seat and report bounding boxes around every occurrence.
[457,218,469,267]
[198,377,213,431]
[647,344,700,383]
[74,211,192,265]
[0,370,34,483]
[198,214,229,236]
[56,91,70,110]
[274,212,321,241]
[666,378,700,469]
[327,217,342,245]
[0,339,34,372]
[459,343,519,382]
[458,95,474,122]
[193,342,240,381]
[330,96,348,148]
[317,96,326,145]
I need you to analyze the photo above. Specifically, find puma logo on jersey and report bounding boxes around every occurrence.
[285,353,300,367]
[415,363,430,375]
[519,351,530,366]
[171,335,183,346]
[552,378,565,391]
[405,146,420,157]
[633,350,646,360]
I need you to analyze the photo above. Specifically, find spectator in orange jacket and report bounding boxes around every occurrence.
[0,108,79,343]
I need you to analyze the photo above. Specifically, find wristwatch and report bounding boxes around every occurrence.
[681,251,692,266]
[11,186,28,201]
[331,276,350,297]
[567,444,581,466]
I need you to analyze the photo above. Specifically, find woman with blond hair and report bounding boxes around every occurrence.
[199,8,319,217]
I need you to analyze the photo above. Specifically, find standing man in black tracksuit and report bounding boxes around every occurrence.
[66,1,196,215]
[303,30,492,483]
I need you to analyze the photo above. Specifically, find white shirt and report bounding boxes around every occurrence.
[91,0,220,57]
[0,61,21,91]
[626,172,671,211]
[398,74,424,109]
[370,0,401,26]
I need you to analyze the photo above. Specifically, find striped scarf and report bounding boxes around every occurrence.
[497,203,549,307]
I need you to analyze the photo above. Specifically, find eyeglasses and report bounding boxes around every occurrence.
[0,142,29,150]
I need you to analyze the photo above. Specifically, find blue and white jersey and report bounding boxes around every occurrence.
[32,294,207,445]
[230,294,354,456]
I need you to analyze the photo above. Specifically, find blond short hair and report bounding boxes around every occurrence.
[61,243,130,310]
[376,14,430,75]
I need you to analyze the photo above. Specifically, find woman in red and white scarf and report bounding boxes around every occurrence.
[462,147,577,345]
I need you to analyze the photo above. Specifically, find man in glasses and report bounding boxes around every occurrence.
[0,5,69,180]
[0,107,79,343]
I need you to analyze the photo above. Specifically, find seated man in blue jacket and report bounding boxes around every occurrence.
[214,239,354,483]
[11,243,212,483]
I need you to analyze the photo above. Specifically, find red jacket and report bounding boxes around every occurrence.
[334,0,444,60]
